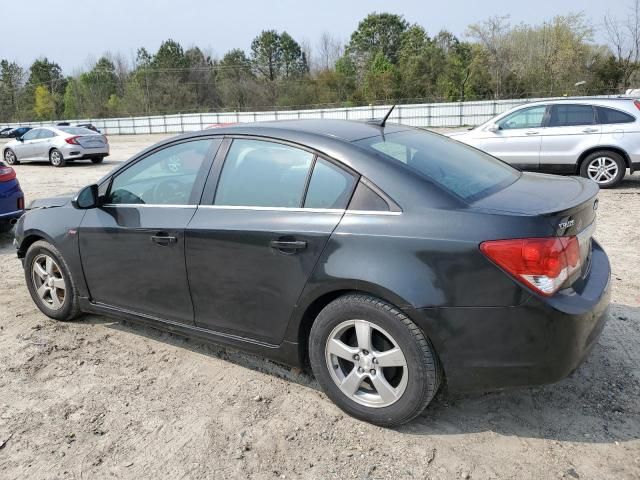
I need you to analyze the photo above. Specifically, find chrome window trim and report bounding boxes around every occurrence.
[101,203,197,208]
[100,203,401,215]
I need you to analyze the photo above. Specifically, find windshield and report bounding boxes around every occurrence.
[59,127,96,135]
[354,130,520,202]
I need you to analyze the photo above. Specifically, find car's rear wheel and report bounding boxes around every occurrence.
[4,149,19,165]
[24,240,80,321]
[91,156,105,164]
[580,150,626,188]
[49,149,66,167]
[309,294,441,427]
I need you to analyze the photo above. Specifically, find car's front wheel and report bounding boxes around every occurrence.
[49,149,66,167]
[309,294,441,426]
[4,149,19,165]
[580,150,626,188]
[24,240,80,321]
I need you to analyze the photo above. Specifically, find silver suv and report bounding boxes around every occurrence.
[448,97,640,187]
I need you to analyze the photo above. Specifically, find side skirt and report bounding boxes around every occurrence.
[79,297,302,368]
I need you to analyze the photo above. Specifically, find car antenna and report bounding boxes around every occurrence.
[367,104,396,128]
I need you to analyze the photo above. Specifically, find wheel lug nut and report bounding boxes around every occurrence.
[372,358,378,364]
[362,350,369,355]
[370,369,376,375]
[357,367,364,374]
[353,354,360,361]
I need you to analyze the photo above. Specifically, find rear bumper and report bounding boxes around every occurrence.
[409,240,611,393]
[0,180,24,223]
[60,144,109,159]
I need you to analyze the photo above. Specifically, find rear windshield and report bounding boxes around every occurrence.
[354,130,520,202]
[59,127,96,135]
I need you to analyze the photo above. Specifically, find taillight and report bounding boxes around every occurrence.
[634,99,640,111]
[18,196,24,210]
[0,165,16,182]
[103,135,108,144]
[65,136,80,145]
[480,236,581,296]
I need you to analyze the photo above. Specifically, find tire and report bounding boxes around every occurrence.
[90,156,105,164]
[309,294,441,427]
[49,148,66,167]
[579,150,626,188]
[24,240,81,321]
[4,148,19,165]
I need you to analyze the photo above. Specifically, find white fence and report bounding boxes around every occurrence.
[0,96,610,135]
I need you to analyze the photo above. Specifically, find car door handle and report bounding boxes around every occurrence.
[525,130,539,135]
[582,128,599,133]
[151,233,177,246]
[269,239,307,252]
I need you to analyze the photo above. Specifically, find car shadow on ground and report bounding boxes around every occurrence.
[74,301,640,446]
[9,160,115,168]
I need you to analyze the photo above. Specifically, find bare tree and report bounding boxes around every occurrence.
[466,15,512,98]
[604,0,640,89]
[317,32,343,71]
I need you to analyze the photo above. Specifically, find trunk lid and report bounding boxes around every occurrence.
[473,172,599,282]
[76,134,107,149]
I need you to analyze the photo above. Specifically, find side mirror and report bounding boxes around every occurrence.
[17,136,24,142]
[486,123,500,133]
[72,184,100,209]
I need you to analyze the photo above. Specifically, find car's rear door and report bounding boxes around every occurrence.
[185,138,357,344]
[539,104,601,172]
[474,105,547,170]
[79,137,221,325]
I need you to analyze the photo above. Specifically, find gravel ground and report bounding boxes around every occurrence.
[0,134,639,480]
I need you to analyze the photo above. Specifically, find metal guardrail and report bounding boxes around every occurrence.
[0,96,615,135]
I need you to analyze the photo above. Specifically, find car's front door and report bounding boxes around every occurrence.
[474,105,548,169]
[539,104,601,172]
[186,138,357,344]
[79,138,221,325]
[15,128,41,160]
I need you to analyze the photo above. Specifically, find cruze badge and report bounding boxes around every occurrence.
[559,219,575,229]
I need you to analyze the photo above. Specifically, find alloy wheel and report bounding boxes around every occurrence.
[325,319,408,408]
[50,150,62,166]
[31,254,66,310]
[587,156,618,184]
[4,150,16,164]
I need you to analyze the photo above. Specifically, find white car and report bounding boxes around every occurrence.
[3,126,109,168]
[448,98,640,188]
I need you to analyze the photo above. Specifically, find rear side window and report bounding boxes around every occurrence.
[596,107,635,124]
[549,105,595,127]
[214,139,314,208]
[348,181,390,211]
[355,130,519,202]
[304,159,356,209]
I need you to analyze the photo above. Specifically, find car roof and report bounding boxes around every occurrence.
[197,119,411,142]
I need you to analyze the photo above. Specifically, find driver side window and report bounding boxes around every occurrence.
[22,129,40,140]
[107,139,217,205]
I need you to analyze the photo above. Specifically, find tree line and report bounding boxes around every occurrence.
[1,5,639,123]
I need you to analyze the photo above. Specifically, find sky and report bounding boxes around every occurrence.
[0,0,630,73]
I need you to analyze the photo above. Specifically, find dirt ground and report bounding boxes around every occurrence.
[0,134,639,480]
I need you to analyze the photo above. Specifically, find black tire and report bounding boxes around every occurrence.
[309,294,441,427]
[579,150,626,188]
[4,148,19,165]
[90,156,105,164]
[49,148,66,167]
[24,240,81,321]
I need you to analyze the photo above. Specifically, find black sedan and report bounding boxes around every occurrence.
[1,126,32,139]
[13,119,610,426]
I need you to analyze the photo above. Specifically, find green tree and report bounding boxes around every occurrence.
[33,85,56,120]
[280,32,309,79]
[219,49,256,108]
[251,30,282,82]
[0,60,24,121]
